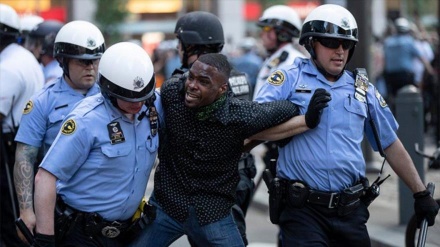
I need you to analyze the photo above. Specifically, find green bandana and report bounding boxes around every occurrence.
[196,94,227,121]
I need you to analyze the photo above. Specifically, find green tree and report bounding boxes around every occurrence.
[95,0,129,45]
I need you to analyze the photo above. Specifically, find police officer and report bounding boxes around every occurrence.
[14,20,104,244]
[251,7,307,218]
[170,11,254,246]
[33,42,162,247]
[383,17,435,112]
[0,4,44,246]
[253,5,306,99]
[254,4,439,246]
[24,20,64,83]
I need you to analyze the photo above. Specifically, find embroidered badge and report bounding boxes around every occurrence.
[61,119,76,135]
[23,100,33,114]
[375,89,388,108]
[86,38,96,48]
[267,70,285,86]
[133,76,145,90]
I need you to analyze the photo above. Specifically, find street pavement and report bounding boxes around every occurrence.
[146,131,440,247]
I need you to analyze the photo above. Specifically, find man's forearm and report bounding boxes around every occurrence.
[385,139,426,193]
[14,143,39,213]
[250,115,308,141]
[34,168,57,234]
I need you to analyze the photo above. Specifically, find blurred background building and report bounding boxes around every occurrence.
[1,0,438,56]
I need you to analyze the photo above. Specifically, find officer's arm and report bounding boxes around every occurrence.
[34,168,57,235]
[384,139,426,193]
[249,115,308,141]
[13,142,39,240]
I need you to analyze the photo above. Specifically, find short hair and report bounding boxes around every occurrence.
[197,53,231,79]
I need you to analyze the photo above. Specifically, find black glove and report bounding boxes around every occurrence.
[305,88,331,129]
[32,233,55,247]
[414,190,439,227]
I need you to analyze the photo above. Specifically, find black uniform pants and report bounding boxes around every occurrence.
[58,215,132,247]
[279,202,371,247]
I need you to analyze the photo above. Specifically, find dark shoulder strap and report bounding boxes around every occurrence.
[354,68,385,158]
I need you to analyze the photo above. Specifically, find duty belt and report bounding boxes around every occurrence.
[82,212,132,238]
[307,183,365,209]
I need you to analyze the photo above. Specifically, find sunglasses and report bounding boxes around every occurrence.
[261,26,273,32]
[315,38,355,50]
[74,58,100,67]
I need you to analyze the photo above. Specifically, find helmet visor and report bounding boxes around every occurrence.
[302,20,358,42]
[54,42,105,59]
[99,74,156,102]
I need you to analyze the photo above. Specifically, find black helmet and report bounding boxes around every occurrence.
[175,11,224,49]
[27,20,64,56]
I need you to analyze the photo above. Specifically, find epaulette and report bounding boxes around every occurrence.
[268,51,289,69]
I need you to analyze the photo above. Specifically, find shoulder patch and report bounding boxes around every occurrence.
[23,100,33,114]
[61,119,76,135]
[267,70,285,86]
[375,89,388,108]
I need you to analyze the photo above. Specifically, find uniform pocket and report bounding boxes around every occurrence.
[146,135,159,153]
[343,97,367,139]
[101,144,132,158]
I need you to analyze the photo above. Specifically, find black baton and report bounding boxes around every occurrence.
[15,218,34,245]
[417,182,435,247]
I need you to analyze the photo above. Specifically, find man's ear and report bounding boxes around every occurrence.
[220,83,228,93]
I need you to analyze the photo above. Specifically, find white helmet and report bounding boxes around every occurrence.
[257,5,302,40]
[300,4,358,44]
[299,4,358,62]
[0,3,20,37]
[99,42,155,102]
[54,20,105,60]
[394,17,411,33]
[20,15,44,33]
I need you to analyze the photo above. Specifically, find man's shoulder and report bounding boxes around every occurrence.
[71,94,105,118]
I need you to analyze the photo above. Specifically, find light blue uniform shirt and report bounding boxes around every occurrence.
[255,58,398,192]
[40,92,163,221]
[15,77,100,155]
[384,34,421,73]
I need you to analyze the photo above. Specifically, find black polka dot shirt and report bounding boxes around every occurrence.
[155,74,299,226]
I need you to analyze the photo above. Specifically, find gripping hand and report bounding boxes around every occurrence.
[305,88,331,129]
[414,190,439,227]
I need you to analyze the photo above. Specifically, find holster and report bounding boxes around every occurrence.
[124,202,157,241]
[286,181,309,209]
[55,197,76,243]
[268,177,286,224]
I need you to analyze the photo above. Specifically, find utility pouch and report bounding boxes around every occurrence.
[337,183,364,216]
[340,183,364,205]
[268,178,285,224]
[286,182,309,208]
[337,199,361,217]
